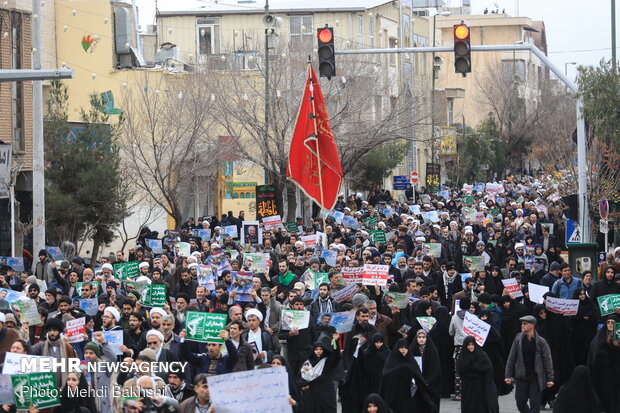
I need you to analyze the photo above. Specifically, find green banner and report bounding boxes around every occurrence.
[461,195,474,205]
[315,272,330,286]
[12,373,60,409]
[185,311,227,343]
[489,207,500,216]
[76,281,100,297]
[283,222,300,233]
[113,261,139,280]
[368,230,387,245]
[615,322,620,341]
[364,216,378,228]
[142,284,167,307]
[597,294,620,316]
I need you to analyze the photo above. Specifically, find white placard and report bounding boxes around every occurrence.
[2,353,54,375]
[502,278,524,298]
[528,282,549,304]
[93,331,124,355]
[300,235,319,249]
[361,264,389,286]
[545,296,579,316]
[208,367,291,413]
[262,215,283,230]
[65,318,86,343]
[462,311,490,346]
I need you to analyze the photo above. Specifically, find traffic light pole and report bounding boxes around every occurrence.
[335,43,590,242]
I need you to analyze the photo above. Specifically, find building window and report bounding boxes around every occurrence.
[11,12,23,152]
[502,59,526,81]
[369,16,375,48]
[447,98,454,126]
[197,17,220,56]
[289,15,313,51]
[357,15,363,46]
[389,37,397,65]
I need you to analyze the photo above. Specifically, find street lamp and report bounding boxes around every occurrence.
[564,61,577,76]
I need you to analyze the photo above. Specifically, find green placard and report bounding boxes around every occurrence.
[12,373,60,409]
[614,322,620,341]
[76,281,100,297]
[368,230,387,245]
[461,195,474,205]
[284,222,300,233]
[597,294,620,316]
[463,255,485,272]
[185,311,227,343]
[142,284,167,307]
[315,272,330,286]
[113,261,139,280]
[489,207,500,216]
[364,216,378,228]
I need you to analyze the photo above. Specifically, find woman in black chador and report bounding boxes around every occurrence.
[457,335,499,413]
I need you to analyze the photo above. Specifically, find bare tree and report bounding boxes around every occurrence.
[120,73,227,229]
[210,39,430,219]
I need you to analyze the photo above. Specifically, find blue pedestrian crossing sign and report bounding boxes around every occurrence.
[565,220,582,244]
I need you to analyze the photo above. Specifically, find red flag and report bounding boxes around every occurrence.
[287,65,343,210]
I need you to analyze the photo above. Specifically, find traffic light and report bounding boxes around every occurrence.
[453,22,471,76]
[317,26,335,79]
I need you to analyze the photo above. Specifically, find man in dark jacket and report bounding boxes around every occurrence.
[590,265,620,315]
[182,329,238,376]
[241,308,278,366]
[309,283,339,325]
[343,307,376,370]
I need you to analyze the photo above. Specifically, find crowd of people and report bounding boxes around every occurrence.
[0,179,619,413]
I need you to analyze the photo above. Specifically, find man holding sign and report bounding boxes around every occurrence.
[505,315,554,413]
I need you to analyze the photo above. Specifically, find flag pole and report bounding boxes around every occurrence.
[308,64,327,248]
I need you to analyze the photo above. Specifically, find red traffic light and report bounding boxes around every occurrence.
[318,28,333,43]
[454,24,469,40]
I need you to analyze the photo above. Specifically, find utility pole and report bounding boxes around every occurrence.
[32,0,45,257]
[613,0,617,72]
[264,0,270,152]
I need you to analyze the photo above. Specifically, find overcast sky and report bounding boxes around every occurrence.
[135,0,617,80]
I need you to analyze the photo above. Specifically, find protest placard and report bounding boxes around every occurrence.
[2,353,54,375]
[113,261,139,281]
[341,267,363,284]
[221,225,238,239]
[146,239,163,254]
[316,311,356,333]
[528,283,549,304]
[174,242,191,257]
[141,284,167,307]
[546,296,579,316]
[76,281,100,298]
[262,215,283,230]
[46,246,64,261]
[65,318,86,343]
[78,298,99,316]
[342,215,359,229]
[208,367,290,413]
[385,292,412,309]
[281,310,310,330]
[461,195,474,205]
[95,331,124,355]
[361,264,389,286]
[320,249,337,267]
[0,288,25,304]
[0,376,12,405]
[241,221,262,245]
[198,265,216,291]
[597,294,620,316]
[409,205,421,215]
[422,243,442,258]
[243,253,270,273]
[12,373,60,409]
[330,284,358,303]
[194,229,211,240]
[502,278,524,298]
[364,216,378,228]
[421,211,440,223]
[368,230,387,245]
[185,311,227,343]
[14,300,42,326]
[462,207,476,222]
[463,256,485,272]
[231,273,254,302]
[0,257,24,272]
[300,235,319,249]
[283,222,301,233]
[463,311,491,346]
[332,210,344,224]
[614,322,620,342]
[124,279,150,295]
[398,324,412,336]
[416,316,437,333]
[299,269,328,290]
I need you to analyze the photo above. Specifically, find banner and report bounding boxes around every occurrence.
[243,253,270,273]
[0,257,24,272]
[300,235,319,249]
[528,283,549,304]
[368,230,387,245]
[208,367,290,413]
[422,243,441,258]
[316,311,356,333]
[280,310,310,330]
[342,215,359,229]
[320,250,337,267]
[502,278,523,299]
[385,292,411,309]
[174,242,192,257]
[146,239,163,254]
[255,185,281,220]
[46,246,64,261]
[2,353,54,375]
[113,261,139,281]
[0,288,25,303]
[425,163,441,193]
[421,211,440,223]
[141,284,167,307]
[416,316,437,333]
[283,222,301,233]
[231,272,254,302]
[95,331,123,355]
[241,221,262,245]
[597,294,620,316]
[341,267,363,284]
[78,298,98,316]
[462,311,490,346]
[361,264,389,286]
[14,300,42,326]
[197,265,216,291]
[546,296,579,316]
[330,284,358,303]
[364,216,378,228]
[262,215,283,230]
[185,311,227,343]
[11,373,60,409]
[463,256,485,272]
[65,318,86,343]
[221,225,238,239]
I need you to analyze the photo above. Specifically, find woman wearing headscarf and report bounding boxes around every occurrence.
[457,335,499,413]
[587,314,620,378]
[499,295,526,358]
[428,306,454,398]
[341,335,367,413]
[271,355,302,412]
[479,309,512,396]
[552,365,601,413]
[363,333,390,395]
[379,338,437,413]
[410,330,442,409]
[360,393,393,413]
[591,335,620,413]
[55,370,98,413]
[298,334,341,413]
[569,288,597,366]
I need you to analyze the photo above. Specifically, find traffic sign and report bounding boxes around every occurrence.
[565,220,582,244]
[410,171,419,184]
[393,175,412,191]
[600,200,609,220]
[600,219,609,234]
